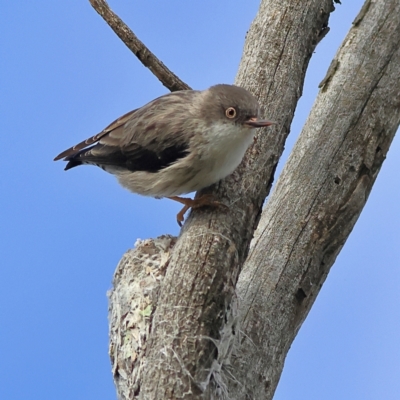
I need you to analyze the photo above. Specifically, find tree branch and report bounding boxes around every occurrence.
[89,0,191,92]
[107,1,399,399]
[119,0,335,398]
[231,1,400,398]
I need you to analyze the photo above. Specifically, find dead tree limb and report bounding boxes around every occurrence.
[108,0,399,399]
[231,1,400,398]
[89,0,191,91]
[108,0,337,398]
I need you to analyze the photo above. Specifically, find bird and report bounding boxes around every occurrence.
[54,84,274,225]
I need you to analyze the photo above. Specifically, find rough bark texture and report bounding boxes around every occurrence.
[109,236,176,399]
[231,1,400,398]
[108,0,335,398]
[89,0,191,92]
[139,1,335,398]
[107,0,400,399]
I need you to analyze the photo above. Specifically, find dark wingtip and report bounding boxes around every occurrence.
[64,159,82,171]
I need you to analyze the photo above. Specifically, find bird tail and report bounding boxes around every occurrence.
[64,158,83,171]
[62,146,95,170]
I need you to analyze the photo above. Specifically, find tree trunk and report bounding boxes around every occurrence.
[231,1,400,398]
[108,0,400,399]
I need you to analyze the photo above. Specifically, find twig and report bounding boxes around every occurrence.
[89,0,191,92]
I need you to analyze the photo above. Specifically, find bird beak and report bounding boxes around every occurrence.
[244,117,275,128]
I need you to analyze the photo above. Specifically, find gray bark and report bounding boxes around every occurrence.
[108,0,400,399]
[231,1,400,398]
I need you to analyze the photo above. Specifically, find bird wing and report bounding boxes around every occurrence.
[54,91,197,172]
[53,108,137,161]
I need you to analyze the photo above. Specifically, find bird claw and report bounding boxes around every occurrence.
[176,205,190,227]
[168,195,228,226]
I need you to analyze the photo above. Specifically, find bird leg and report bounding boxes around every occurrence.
[168,194,227,226]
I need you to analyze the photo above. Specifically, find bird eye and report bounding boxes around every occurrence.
[225,107,237,119]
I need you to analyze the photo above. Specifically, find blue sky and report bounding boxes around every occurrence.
[1,1,398,399]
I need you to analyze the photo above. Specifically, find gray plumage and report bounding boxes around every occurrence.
[54,84,273,198]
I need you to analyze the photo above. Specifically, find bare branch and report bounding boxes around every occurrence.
[89,0,191,92]
[232,1,400,398]
[108,1,400,399]
[131,1,335,398]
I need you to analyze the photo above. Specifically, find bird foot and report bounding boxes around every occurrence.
[168,195,228,226]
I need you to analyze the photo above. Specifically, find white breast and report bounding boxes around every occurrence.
[193,123,255,188]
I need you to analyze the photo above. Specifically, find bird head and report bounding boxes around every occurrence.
[203,84,274,129]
